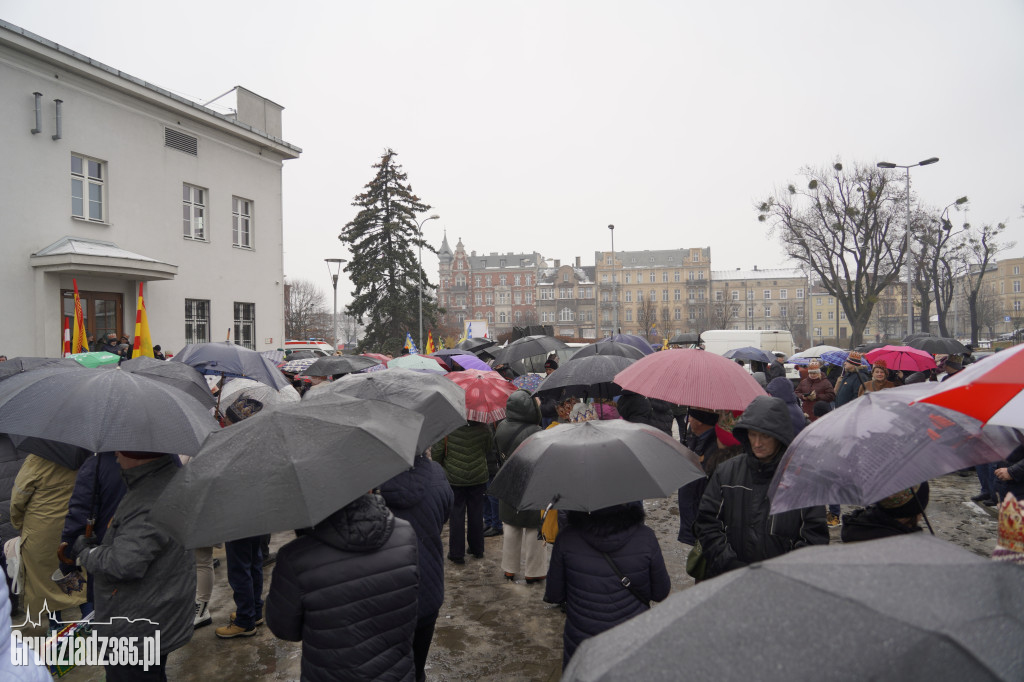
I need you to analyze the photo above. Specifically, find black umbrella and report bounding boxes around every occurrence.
[303,355,381,377]
[489,420,703,512]
[312,367,466,453]
[120,356,216,408]
[456,337,497,353]
[5,434,92,470]
[171,342,290,390]
[533,355,635,400]
[0,357,65,382]
[601,334,656,355]
[721,346,776,363]
[906,336,969,355]
[150,393,424,547]
[0,363,217,456]
[570,342,646,361]
[489,335,569,367]
[564,534,1024,682]
[668,332,700,346]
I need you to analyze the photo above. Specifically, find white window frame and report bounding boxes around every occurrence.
[185,298,210,344]
[183,183,207,240]
[233,302,256,350]
[232,196,253,249]
[71,153,106,222]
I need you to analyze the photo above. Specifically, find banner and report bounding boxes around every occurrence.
[71,280,89,354]
[131,283,154,359]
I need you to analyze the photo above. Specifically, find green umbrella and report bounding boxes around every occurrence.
[69,351,121,368]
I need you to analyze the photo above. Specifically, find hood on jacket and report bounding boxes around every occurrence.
[616,392,653,424]
[765,377,799,405]
[504,389,541,425]
[732,395,795,449]
[313,493,394,553]
[378,454,428,510]
[567,501,645,553]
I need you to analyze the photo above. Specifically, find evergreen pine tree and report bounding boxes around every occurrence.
[339,149,439,353]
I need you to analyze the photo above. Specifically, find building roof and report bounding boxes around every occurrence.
[711,268,805,281]
[467,251,541,270]
[31,237,177,280]
[596,247,711,269]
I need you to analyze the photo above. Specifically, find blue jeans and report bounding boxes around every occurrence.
[977,463,997,498]
[225,536,263,629]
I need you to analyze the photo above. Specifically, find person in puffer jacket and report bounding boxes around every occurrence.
[265,493,419,682]
[432,421,494,563]
[379,454,453,682]
[544,502,670,669]
[696,396,828,579]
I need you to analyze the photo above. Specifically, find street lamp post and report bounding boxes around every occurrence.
[325,258,347,352]
[417,214,440,351]
[608,224,617,335]
[877,157,939,338]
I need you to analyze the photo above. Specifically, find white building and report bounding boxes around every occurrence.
[0,21,301,358]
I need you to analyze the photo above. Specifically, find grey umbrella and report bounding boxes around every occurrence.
[219,378,301,406]
[564,534,1024,682]
[0,357,65,382]
[150,393,424,548]
[488,420,703,512]
[0,364,217,456]
[489,335,569,367]
[456,337,497,353]
[533,354,634,400]
[171,342,291,390]
[570,341,646,361]
[120,356,216,408]
[906,336,970,355]
[5,434,91,470]
[313,367,467,453]
[303,355,381,377]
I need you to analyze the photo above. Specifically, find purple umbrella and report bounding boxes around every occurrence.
[446,354,493,372]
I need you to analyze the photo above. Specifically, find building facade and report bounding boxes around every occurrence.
[536,258,597,340]
[0,21,300,357]
[707,267,807,344]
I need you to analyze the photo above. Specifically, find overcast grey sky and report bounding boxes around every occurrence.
[4,0,1022,302]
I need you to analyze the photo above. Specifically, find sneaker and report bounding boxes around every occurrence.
[194,601,212,628]
[483,527,502,538]
[230,612,264,626]
[826,512,840,527]
[215,622,257,639]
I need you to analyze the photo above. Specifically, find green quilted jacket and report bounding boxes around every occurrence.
[432,422,493,487]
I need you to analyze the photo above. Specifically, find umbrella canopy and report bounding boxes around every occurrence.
[668,332,700,346]
[906,336,970,355]
[489,420,704,512]
[912,343,1024,428]
[0,364,217,456]
[442,354,493,372]
[219,378,301,406]
[446,369,516,423]
[853,342,889,353]
[5,434,91,470]
[387,354,448,374]
[120,356,216,408]
[864,345,937,372]
[303,355,380,377]
[172,342,291,390]
[0,357,65,381]
[613,349,766,412]
[456,337,497,353]
[786,356,810,366]
[721,346,775,364]
[259,349,285,365]
[360,352,392,364]
[279,357,317,374]
[571,341,646,361]
[431,348,473,359]
[768,384,1019,514]
[601,334,656,355]
[489,335,570,366]
[790,345,843,359]
[150,393,424,547]
[534,355,634,400]
[511,373,544,392]
[316,368,467,454]
[68,351,121,368]
[563,534,1024,682]
[820,349,867,367]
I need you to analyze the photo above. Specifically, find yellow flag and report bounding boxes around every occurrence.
[132,283,155,359]
[72,279,89,354]
[425,331,436,355]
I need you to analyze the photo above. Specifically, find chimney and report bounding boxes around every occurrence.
[753,265,758,271]
[554,259,561,268]
[575,256,581,268]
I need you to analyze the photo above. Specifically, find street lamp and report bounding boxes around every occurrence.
[877,157,939,338]
[608,224,618,335]
[417,214,440,351]
[325,258,347,352]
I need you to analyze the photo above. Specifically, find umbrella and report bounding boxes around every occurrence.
[563,534,1024,682]
[570,342,646,361]
[446,370,517,423]
[119,356,216,408]
[601,334,656,355]
[456,337,497,353]
[5,434,91,470]
[0,357,65,381]
[0,364,217,456]
[304,355,380,377]
[259,349,285,365]
[511,373,544,392]
[441,354,492,372]
[316,368,467,453]
[864,345,937,372]
[360,352,392,364]
[219,377,301,406]
[488,420,704,512]
[282,349,318,361]
[534,355,634,400]
[431,348,474,359]
[768,384,1019,514]
[906,336,970,356]
[150,393,424,547]
[912,343,1024,428]
[786,356,810,366]
[721,346,775,364]
[613,349,766,412]
[489,335,569,366]
[820,349,868,367]
[790,345,843,360]
[387,354,448,374]
[853,342,889,353]
[279,357,317,374]
[68,351,121,368]
[668,332,700,346]
[172,342,291,390]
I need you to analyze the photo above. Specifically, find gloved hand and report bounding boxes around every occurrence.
[72,534,98,563]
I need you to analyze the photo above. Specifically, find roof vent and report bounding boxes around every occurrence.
[165,128,198,156]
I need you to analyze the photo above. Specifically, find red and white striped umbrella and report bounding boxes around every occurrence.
[913,344,1024,428]
[446,369,516,423]
[613,348,766,412]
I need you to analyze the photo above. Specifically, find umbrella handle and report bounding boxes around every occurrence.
[57,542,74,566]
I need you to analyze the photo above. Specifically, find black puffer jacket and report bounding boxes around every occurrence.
[494,390,543,528]
[544,503,670,668]
[695,396,828,579]
[647,399,675,436]
[840,506,922,542]
[266,494,419,682]
[616,393,657,429]
[379,455,452,620]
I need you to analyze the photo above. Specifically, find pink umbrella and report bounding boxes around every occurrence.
[447,369,516,423]
[612,348,766,412]
[864,345,937,372]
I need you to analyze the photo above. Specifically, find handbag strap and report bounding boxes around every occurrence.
[601,552,649,608]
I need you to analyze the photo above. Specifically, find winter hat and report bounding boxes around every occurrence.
[544,358,559,371]
[807,359,821,372]
[688,408,720,426]
[872,359,888,371]
[225,396,264,424]
[934,354,948,368]
[945,356,963,372]
[994,493,1024,564]
[847,351,863,363]
[878,482,929,517]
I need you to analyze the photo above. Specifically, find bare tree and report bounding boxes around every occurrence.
[758,161,905,346]
[962,222,1014,344]
[285,279,329,341]
[913,198,970,336]
[708,300,732,329]
[637,298,658,341]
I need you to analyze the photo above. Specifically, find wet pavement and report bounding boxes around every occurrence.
[28,470,998,681]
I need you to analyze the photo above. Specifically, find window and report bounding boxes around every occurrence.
[499,259,506,267]
[780,289,788,299]
[764,290,771,300]
[649,290,657,302]
[456,295,466,307]
[1015,300,1021,312]
[674,271,680,282]
[661,309,670,321]
[689,311,696,320]
[559,288,572,299]
[514,292,521,304]
[816,297,823,305]
[498,292,510,304]
[559,307,574,322]
[828,311,835,320]
[515,311,522,323]
[606,257,612,265]
[625,274,632,284]
[499,312,507,323]
[71,154,105,222]
[500,275,507,286]
[602,275,608,283]
[816,311,822,320]
[232,197,253,248]
[525,292,533,304]
[649,273,656,283]
[780,306,788,318]
[663,290,669,302]
[764,305,772,317]
[747,307,753,318]
[840,311,846,320]
[182,184,206,240]
[747,290,754,300]
[1015,281,1021,293]
[689,290,695,302]
[625,309,633,322]
[563,273,570,282]
[715,291,723,301]
[185,300,210,344]
[698,271,705,280]
[674,289,681,301]
[525,275,531,286]
[486,276,492,287]
[233,302,255,350]
[731,291,739,301]
[602,291,609,302]
[474,293,482,305]
[625,291,632,302]
[797,288,804,299]
[662,272,668,282]
[688,272,694,281]
[486,293,494,304]
[475,276,482,287]
[455,274,467,287]
[674,308,681,320]
[514,275,521,286]
[828,297,834,305]
[814,327,822,337]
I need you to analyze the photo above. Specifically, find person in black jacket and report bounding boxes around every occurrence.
[266,494,419,682]
[841,482,929,542]
[695,396,829,579]
[379,454,453,682]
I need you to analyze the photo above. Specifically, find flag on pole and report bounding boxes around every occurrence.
[661,337,669,351]
[438,336,446,350]
[404,333,419,355]
[131,283,155,359]
[466,322,473,340]
[425,331,435,355]
[63,317,72,357]
[71,279,89,354]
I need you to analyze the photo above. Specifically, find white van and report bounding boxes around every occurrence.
[699,329,796,358]
[283,339,334,357]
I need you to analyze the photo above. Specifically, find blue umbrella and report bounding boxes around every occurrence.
[787,356,810,366]
[820,350,868,367]
[722,346,775,364]
[600,334,656,355]
[172,342,291,390]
